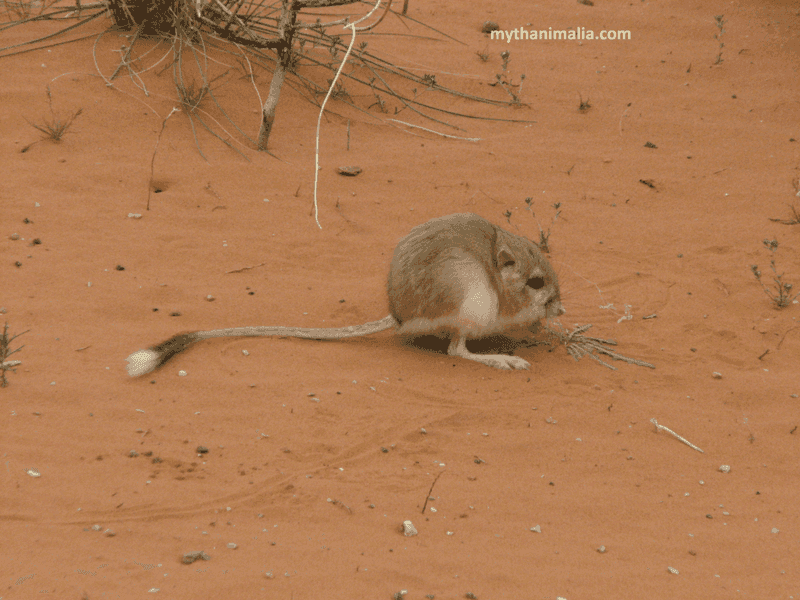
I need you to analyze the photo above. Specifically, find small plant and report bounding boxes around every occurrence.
[176,79,209,113]
[523,197,562,252]
[22,85,82,152]
[751,238,799,308]
[368,92,387,112]
[769,204,800,225]
[493,51,526,105]
[1,322,29,387]
[476,46,490,62]
[713,15,726,65]
[769,177,800,225]
[26,107,82,141]
[578,93,591,113]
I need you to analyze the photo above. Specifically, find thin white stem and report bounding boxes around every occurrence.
[313,1,381,228]
[388,119,480,141]
[651,418,704,453]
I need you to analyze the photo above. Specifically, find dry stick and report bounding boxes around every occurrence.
[388,118,480,141]
[147,108,180,210]
[421,470,443,514]
[356,0,392,32]
[328,498,353,513]
[651,418,704,453]
[257,0,300,151]
[110,25,142,81]
[226,262,267,273]
[313,0,383,228]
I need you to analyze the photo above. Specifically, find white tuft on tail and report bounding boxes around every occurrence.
[125,349,160,377]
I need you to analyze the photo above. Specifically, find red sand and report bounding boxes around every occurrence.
[2,1,799,598]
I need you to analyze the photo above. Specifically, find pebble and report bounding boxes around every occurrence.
[402,520,418,536]
[182,551,210,564]
[337,166,362,176]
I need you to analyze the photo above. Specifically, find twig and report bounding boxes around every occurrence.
[421,470,443,514]
[388,118,480,141]
[650,418,704,453]
[147,107,180,210]
[226,262,266,273]
[327,497,353,513]
[314,0,383,229]
[110,26,142,81]
[0,323,29,387]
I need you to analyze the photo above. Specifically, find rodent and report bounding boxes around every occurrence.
[125,213,564,376]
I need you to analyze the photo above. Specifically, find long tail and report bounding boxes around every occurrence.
[125,316,397,377]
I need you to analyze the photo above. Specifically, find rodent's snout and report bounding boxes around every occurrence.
[546,298,565,318]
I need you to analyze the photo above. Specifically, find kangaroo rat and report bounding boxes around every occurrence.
[125,213,564,376]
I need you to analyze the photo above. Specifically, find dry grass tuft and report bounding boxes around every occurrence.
[542,322,656,370]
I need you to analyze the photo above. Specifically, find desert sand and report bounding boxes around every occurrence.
[1,0,799,598]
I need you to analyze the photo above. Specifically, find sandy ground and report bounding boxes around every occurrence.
[1,0,799,598]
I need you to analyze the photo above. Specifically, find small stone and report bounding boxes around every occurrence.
[128,213,142,219]
[712,372,722,379]
[227,543,237,549]
[196,446,209,454]
[667,566,679,574]
[182,551,210,564]
[530,525,541,533]
[597,545,606,553]
[178,370,187,376]
[337,165,362,176]
[481,21,499,33]
[718,465,731,473]
[10,233,20,240]
[402,520,418,536]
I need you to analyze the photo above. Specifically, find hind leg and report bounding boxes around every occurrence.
[447,334,530,370]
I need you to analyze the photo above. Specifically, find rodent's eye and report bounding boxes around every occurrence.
[527,276,545,289]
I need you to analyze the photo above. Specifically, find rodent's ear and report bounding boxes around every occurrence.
[497,245,517,269]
